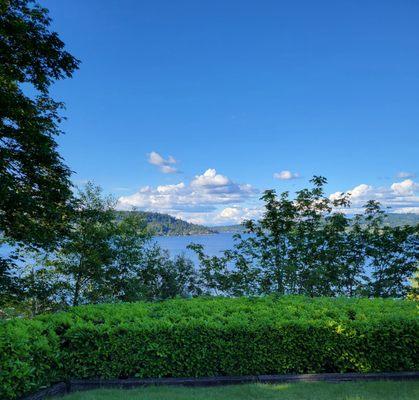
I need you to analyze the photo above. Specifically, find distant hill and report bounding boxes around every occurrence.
[212,214,419,233]
[212,213,419,233]
[116,212,418,237]
[213,224,247,233]
[118,211,216,236]
[381,213,419,227]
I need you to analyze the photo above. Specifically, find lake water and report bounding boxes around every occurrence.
[0,233,237,268]
[154,233,237,264]
[154,234,377,277]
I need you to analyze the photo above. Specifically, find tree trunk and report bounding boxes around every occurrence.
[73,270,83,306]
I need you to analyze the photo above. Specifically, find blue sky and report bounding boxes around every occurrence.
[44,0,418,224]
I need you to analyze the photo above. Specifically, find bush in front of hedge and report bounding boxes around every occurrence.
[0,319,61,399]
[1,296,418,399]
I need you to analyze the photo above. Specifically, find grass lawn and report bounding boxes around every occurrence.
[56,380,419,400]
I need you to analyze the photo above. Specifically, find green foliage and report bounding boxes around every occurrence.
[15,255,66,316]
[0,296,417,399]
[190,177,419,298]
[0,0,78,246]
[3,178,418,317]
[0,318,60,399]
[3,183,199,315]
[129,245,200,301]
[52,184,198,305]
[0,0,79,305]
[407,271,419,300]
[52,183,121,306]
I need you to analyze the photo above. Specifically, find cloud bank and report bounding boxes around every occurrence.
[118,168,257,224]
[330,179,419,214]
[118,169,419,225]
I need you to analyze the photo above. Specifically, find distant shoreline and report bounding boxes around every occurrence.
[120,210,418,238]
[153,229,243,237]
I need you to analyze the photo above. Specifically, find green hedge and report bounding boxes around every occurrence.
[0,319,61,399]
[1,296,418,399]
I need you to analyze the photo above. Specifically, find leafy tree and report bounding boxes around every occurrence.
[0,256,20,311]
[363,201,419,297]
[65,195,199,303]
[49,183,116,306]
[134,246,199,301]
[99,211,150,302]
[8,183,199,314]
[201,177,350,297]
[0,0,79,305]
[407,270,419,300]
[187,243,232,295]
[17,254,65,316]
[190,177,418,298]
[0,0,79,245]
[340,214,368,296]
[164,253,200,298]
[282,176,350,296]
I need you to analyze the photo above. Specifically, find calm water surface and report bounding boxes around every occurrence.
[0,233,238,267]
[154,233,237,264]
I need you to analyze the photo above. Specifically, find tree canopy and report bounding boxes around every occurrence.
[0,0,79,248]
[189,177,419,298]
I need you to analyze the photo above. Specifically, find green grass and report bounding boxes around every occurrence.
[57,381,419,400]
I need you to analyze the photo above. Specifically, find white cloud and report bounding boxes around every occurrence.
[147,151,178,174]
[329,179,419,214]
[191,169,230,188]
[214,206,262,225]
[350,184,373,198]
[156,182,185,193]
[396,171,416,179]
[118,168,258,224]
[273,170,300,180]
[330,184,373,202]
[219,207,241,219]
[391,179,419,196]
[160,165,177,174]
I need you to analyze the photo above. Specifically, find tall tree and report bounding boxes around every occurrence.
[0,0,79,249]
[51,183,116,306]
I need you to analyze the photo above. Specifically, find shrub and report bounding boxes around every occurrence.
[1,296,418,399]
[0,319,60,399]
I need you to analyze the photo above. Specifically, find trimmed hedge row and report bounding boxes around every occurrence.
[1,296,418,399]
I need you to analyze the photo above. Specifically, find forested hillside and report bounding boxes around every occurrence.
[213,224,246,233]
[118,211,216,236]
[383,213,419,227]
